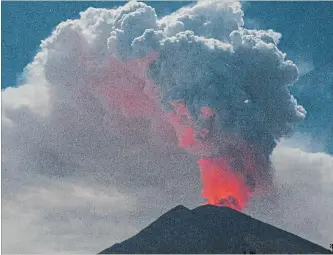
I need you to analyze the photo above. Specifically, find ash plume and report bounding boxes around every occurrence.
[100,0,306,209]
[2,2,310,248]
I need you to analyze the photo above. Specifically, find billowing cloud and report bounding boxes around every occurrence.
[2,0,332,253]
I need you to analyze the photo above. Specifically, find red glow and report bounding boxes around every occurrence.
[92,53,259,211]
[167,101,256,211]
[97,54,160,118]
[198,157,253,211]
[166,101,197,149]
[200,106,215,120]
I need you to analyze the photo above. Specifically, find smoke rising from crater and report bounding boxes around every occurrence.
[98,0,306,209]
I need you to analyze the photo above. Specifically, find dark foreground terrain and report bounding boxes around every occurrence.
[100,204,331,254]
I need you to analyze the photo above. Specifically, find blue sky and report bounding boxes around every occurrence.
[2,1,333,88]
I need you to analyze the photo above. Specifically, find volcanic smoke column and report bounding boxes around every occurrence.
[94,1,306,211]
[155,97,260,211]
[145,32,306,211]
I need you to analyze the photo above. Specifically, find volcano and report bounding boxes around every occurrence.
[99,205,331,254]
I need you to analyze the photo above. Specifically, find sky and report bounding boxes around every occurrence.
[1,1,333,254]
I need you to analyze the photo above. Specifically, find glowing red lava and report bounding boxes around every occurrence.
[167,101,255,211]
[198,157,253,211]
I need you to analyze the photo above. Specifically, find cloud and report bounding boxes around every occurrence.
[1,0,331,253]
[247,145,333,248]
[2,179,138,253]
[159,0,244,40]
[295,59,314,77]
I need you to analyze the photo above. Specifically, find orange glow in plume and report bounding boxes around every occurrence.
[97,54,256,211]
[198,157,253,211]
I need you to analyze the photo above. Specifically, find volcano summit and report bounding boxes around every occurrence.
[100,205,331,254]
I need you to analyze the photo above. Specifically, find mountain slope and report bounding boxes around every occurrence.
[99,204,331,254]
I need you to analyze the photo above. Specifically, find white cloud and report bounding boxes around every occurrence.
[295,59,314,77]
[247,145,333,248]
[2,179,138,253]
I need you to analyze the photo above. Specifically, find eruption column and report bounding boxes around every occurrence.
[166,101,256,211]
[98,52,270,212]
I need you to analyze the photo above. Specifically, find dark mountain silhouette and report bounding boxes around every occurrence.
[99,204,331,254]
